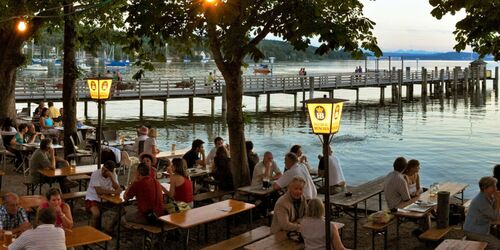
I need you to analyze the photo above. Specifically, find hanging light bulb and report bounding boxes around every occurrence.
[17,20,27,32]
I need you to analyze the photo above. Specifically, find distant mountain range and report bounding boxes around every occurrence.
[378,51,494,61]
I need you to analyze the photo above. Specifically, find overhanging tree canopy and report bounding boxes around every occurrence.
[124,0,381,187]
[429,0,500,60]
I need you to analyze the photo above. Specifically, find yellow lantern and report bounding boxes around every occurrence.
[87,78,113,100]
[305,98,347,134]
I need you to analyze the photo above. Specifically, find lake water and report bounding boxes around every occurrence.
[17,60,500,197]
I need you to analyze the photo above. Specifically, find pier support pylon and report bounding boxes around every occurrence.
[266,93,271,113]
[84,101,88,119]
[188,97,193,117]
[163,99,168,121]
[380,86,385,105]
[255,95,260,113]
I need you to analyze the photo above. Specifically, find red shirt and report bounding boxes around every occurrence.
[126,176,164,216]
[174,177,193,203]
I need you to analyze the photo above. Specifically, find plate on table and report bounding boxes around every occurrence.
[415,200,437,207]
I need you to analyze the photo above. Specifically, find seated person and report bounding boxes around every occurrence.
[300,198,348,250]
[403,159,421,197]
[139,153,157,179]
[37,188,73,229]
[25,123,44,143]
[124,163,164,225]
[130,126,148,155]
[383,157,410,211]
[317,146,346,195]
[271,176,308,233]
[8,207,65,250]
[39,108,54,130]
[143,128,160,157]
[13,124,37,145]
[0,193,31,238]
[182,139,205,169]
[85,161,121,229]
[290,145,314,174]
[206,137,225,167]
[493,164,500,191]
[273,153,317,200]
[251,151,282,187]
[163,158,193,207]
[30,138,75,193]
[211,146,234,191]
[463,176,500,249]
[246,141,259,177]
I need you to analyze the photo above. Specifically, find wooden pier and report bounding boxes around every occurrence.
[15,66,498,118]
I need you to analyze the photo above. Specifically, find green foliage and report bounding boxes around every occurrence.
[429,0,500,60]
[256,40,355,61]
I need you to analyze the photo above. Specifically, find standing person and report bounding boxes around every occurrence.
[131,126,149,155]
[300,198,348,250]
[463,176,500,249]
[124,163,164,225]
[206,137,225,167]
[182,139,205,169]
[403,159,422,197]
[207,72,216,87]
[37,188,73,229]
[273,152,317,200]
[251,151,282,187]
[271,176,308,233]
[143,128,160,157]
[30,139,75,193]
[8,207,65,250]
[85,161,121,229]
[246,141,259,177]
[302,68,307,76]
[383,157,410,211]
[211,147,234,191]
[163,158,193,207]
[47,102,60,120]
[0,193,31,238]
[290,145,314,174]
[317,146,346,194]
[33,101,45,118]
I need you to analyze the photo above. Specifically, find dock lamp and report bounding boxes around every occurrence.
[87,78,113,169]
[304,97,347,250]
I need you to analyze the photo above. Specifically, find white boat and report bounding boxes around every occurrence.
[25,64,48,71]
[78,63,91,71]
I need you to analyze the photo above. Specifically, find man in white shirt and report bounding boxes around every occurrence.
[252,152,282,187]
[383,157,411,211]
[8,207,65,250]
[273,152,317,200]
[318,146,346,194]
[85,161,121,229]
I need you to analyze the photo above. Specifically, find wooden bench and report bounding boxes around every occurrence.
[202,226,271,250]
[67,174,90,191]
[124,221,176,249]
[23,180,43,195]
[363,219,394,250]
[193,190,233,207]
[62,191,87,210]
[419,226,452,248]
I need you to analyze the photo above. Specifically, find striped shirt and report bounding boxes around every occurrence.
[8,224,65,250]
[383,171,411,209]
[0,206,29,231]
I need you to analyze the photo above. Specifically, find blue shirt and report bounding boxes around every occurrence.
[0,206,29,230]
[464,192,500,235]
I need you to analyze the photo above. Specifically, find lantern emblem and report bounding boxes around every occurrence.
[315,106,326,120]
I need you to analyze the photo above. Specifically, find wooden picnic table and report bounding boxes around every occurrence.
[244,231,304,250]
[0,195,44,213]
[435,239,487,250]
[156,147,190,159]
[159,199,255,248]
[394,182,469,244]
[238,185,275,196]
[65,225,112,249]
[327,175,385,249]
[38,164,97,177]
[0,225,112,250]
[22,143,64,150]
[100,190,127,250]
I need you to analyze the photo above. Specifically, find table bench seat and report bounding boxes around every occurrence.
[202,226,271,250]
[363,219,394,250]
[193,190,233,206]
[419,227,451,241]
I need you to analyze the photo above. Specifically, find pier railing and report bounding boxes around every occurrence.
[14,68,490,102]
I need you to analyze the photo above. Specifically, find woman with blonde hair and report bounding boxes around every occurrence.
[403,159,421,197]
[300,198,348,250]
[163,158,193,206]
[143,128,160,157]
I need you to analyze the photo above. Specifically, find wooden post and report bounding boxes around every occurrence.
[355,88,359,106]
[439,69,445,106]
[27,102,31,115]
[188,97,193,116]
[398,70,403,111]
[163,99,168,121]
[482,66,487,91]
[309,76,314,99]
[464,68,469,101]
[380,86,385,105]
[293,93,297,112]
[210,97,215,116]
[494,66,499,92]
[329,90,334,98]
[453,68,458,105]
[301,77,305,110]
[139,99,144,118]
[84,101,88,118]
[435,66,438,78]
[422,68,427,106]
[255,95,259,113]
[266,93,271,113]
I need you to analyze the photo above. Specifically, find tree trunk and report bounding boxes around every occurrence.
[0,34,25,121]
[220,64,250,187]
[62,1,78,158]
